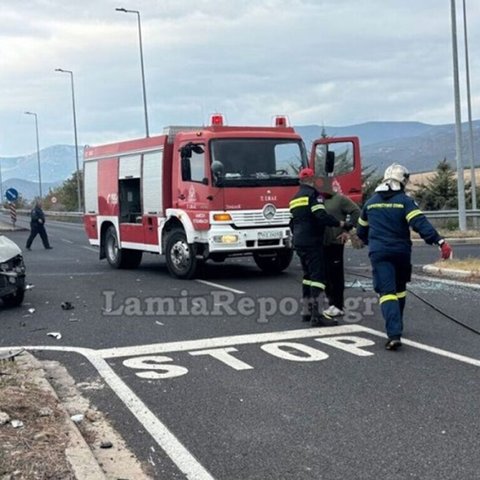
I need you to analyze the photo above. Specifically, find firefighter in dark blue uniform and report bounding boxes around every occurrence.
[26,201,52,250]
[356,164,453,350]
[289,168,352,326]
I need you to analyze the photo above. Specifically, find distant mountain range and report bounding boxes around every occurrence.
[296,120,480,174]
[1,121,479,199]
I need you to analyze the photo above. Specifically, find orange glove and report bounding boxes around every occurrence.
[439,240,453,260]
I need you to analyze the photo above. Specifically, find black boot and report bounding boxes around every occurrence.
[301,298,313,322]
[311,301,338,327]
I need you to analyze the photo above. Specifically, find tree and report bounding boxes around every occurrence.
[361,165,382,204]
[412,159,458,210]
[44,171,83,212]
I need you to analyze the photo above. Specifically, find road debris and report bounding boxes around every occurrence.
[10,420,24,428]
[47,332,62,340]
[0,411,10,425]
[100,441,113,449]
[28,308,35,314]
[70,414,84,423]
[61,301,74,310]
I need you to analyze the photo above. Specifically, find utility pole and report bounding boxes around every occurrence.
[450,0,467,231]
[462,0,477,227]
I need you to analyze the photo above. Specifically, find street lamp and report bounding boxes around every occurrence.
[0,157,3,204]
[116,7,150,137]
[0,156,3,203]
[24,111,43,199]
[55,68,82,212]
[461,0,477,219]
[450,0,467,231]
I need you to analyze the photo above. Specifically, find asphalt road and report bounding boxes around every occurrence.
[1,217,480,480]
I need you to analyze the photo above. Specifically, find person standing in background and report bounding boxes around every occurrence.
[26,201,52,250]
[322,179,361,318]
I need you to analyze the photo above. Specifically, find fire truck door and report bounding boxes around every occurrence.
[142,150,164,247]
[310,137,362,203]
[118,155,145,245]
[176,143,210,216]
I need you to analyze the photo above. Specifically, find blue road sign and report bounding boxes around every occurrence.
[5,188,18,202]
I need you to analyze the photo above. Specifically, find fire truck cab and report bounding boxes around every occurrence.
[83,116,361,279]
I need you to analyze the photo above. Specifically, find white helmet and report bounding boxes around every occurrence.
[383,163,410,187]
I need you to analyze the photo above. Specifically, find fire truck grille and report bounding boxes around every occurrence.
[229,210,290,227]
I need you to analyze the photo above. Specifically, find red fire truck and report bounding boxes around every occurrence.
[83,115,361,279]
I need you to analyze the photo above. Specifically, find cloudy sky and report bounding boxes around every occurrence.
[1,0,479,157]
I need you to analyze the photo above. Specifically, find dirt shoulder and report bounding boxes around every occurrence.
[0,351,77,479]
[0,351,152,480]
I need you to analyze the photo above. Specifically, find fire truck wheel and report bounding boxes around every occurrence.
[105,226,143,269]
[253,249,293,274]
[165,230,198,279]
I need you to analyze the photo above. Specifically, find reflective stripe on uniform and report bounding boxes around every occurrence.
[367,203,404,210]
[311,204,326,213]
[310,281,325,290]
[406,209,423,222]
[379,294,398,304]
[358,217,368,226]
[396,291,407,299]
[289,197,309,210]
[302,279,312,286]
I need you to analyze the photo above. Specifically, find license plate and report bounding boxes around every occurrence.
[258,230,282,240]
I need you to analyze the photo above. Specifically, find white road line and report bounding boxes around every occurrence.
[2,324,480,480]
[195,279,245,294]
[61,238,74,244]
[0,344,214,480]
[98,325,367,358]
[82,246,98,253]
[412,273,480,290]
[87,355,215,480]
[360,326,480,368]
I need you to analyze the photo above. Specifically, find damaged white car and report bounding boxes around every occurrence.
[0,236,26,307]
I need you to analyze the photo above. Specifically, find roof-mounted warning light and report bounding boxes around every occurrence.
[210,113,225,126]
[274,115,289,127]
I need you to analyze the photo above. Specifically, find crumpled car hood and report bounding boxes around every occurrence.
[0,236,22,262]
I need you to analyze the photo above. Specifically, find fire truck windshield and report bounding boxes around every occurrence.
[210,138,307,187]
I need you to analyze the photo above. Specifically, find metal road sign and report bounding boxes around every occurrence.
[5,188,18,202]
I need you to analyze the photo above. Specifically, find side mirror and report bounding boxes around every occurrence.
[181,156,191,181]
[325,150,335,175]
[211,160,225,186]
[180,142,204,159]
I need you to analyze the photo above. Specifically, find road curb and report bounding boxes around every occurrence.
[21,352,107,480]
[0,221,28,232]
[422,264,480,280]
[412,237,480,245]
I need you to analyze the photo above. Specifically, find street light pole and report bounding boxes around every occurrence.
[461,0,477,218]
[450,0,467,231]
[0,157,3,203]
[116,7,150,137]
[55,68,82,212]
[24,111,43,199]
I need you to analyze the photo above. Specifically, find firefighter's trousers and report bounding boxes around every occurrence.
[295,247,326,300]
[370,251,411,339]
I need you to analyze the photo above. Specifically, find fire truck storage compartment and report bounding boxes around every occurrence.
[119,155,141,223]
[84,160,98,214]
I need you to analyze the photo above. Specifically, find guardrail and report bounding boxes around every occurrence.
[2,208,480,220]
[424,209,480,219]
[1,208,83,218]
